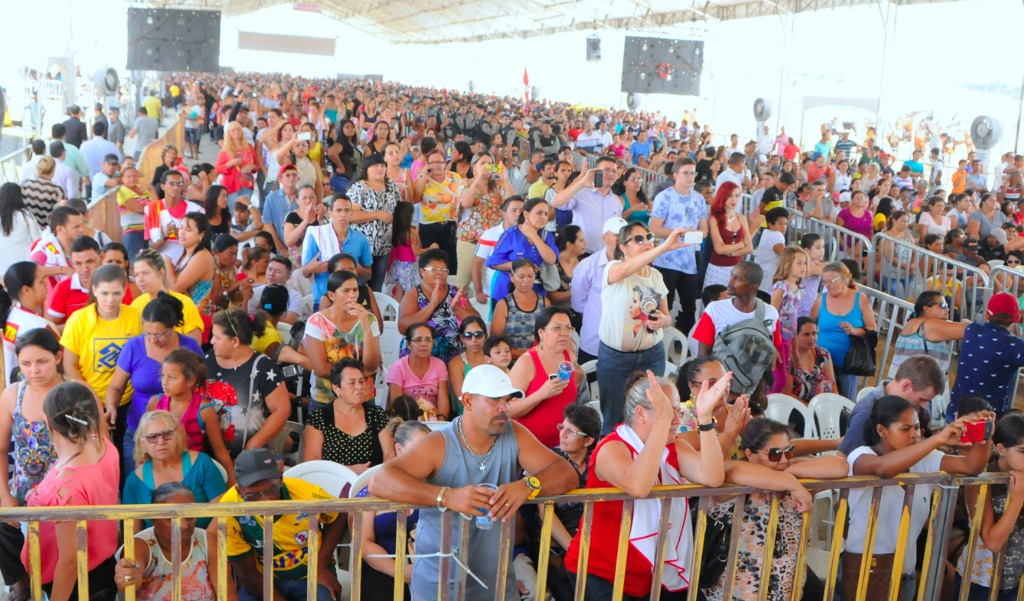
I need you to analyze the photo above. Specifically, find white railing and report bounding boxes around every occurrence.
[0,144,32,185]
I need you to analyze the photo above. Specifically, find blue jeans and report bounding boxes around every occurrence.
[369,254,390,292]
[123,230,147,265]
[954,573,1017,601]
[239,578,334,601]
[597,341,666,435]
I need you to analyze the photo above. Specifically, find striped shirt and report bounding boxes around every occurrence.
[21,179,65,229]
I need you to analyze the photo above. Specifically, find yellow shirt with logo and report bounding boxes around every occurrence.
[131,291,205,337]
[221,478,339,579]
[60,304,142,405]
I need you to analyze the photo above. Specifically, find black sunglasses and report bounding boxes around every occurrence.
[461,331,486,340]
[631,233,655,245]
[757,445,796,462]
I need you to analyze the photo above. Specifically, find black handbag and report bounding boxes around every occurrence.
[844,330,878,377]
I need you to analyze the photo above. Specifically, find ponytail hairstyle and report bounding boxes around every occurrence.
[212,309,266,345]
[162,348,207,390]
[864,395,915,446]
[912,291,944,318]
[676,356,721,403]
[386,417,430,451]
[43,381,103,446]
[142,291,185,329]
[739,418,793,454]
[1,261,40,324]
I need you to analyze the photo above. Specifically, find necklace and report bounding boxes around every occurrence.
[458,418,496,472]
[55,449,83,471]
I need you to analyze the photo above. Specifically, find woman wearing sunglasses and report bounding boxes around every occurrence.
[447,316,488,402]
[595,221,688,432]
[123,411,226,533]
[701,418,847,601]
[887,291,966,383]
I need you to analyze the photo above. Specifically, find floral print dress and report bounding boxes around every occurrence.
[704,492,803,601]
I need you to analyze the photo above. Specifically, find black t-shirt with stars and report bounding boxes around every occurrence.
[308,403,388,467]
[203,351,285,458]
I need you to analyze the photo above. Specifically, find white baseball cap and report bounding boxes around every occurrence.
[602,217,629,235]
[462,365,524,399]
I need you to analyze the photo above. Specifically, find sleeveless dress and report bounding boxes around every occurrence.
[705,220,743,288]
[398,285,461,363]
[887,322,953,378]
[817,289,864,369]
[155,392,206,451]
[502,293,543,352]
[519,348,577,447]
[11,381,56,505]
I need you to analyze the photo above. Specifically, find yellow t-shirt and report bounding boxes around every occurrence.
[60,304,142,405]
[873,212,887,233]
[143,96,162,122]
[250,321,283,355]
[221,478,338,579]
[169,84,181,98]
[131,291,205,337]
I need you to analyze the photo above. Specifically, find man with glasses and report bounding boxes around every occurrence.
[219,448,346,601]
[370,364,577,601]
[551,156,623,252]
[146,170,204,265]
[649,157,708,334]
[839,355,946,455]
[261,164,301,254]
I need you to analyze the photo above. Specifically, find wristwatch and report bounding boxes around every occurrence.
[523,476,542,500]
[697,418,718,432]
[435,486,449,512]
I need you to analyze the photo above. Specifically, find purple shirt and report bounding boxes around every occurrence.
[837,207,874,241]
[117,333,203,431]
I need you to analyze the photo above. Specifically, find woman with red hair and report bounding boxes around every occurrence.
[703,182,753,287]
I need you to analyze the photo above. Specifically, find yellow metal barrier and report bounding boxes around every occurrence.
[3,473,1020,601]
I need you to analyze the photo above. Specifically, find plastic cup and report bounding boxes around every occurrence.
[557,361,573,381]
[475,483,499,530]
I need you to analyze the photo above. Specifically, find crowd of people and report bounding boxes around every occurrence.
[1,72,1024,601]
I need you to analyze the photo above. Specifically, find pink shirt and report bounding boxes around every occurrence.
[22,438,120,583]
[386,356,448,407]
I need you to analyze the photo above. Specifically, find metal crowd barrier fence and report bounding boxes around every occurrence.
[803,217,874,266]
[633,164,670,199]
[0,144,31,184]
[868,233,991,322]
[5,472,1016,601]
[856,285,915,387]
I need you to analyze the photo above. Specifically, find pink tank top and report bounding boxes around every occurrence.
[393,239,416,262]
[157,392,205,451]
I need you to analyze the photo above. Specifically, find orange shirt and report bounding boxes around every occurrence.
[951,169,967,194]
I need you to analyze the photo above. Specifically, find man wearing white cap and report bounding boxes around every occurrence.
[571,216,629,364]
[370,365,577,601]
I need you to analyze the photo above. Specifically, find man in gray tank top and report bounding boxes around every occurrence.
[370,364,578,601]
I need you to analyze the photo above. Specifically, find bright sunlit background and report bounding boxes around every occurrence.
[2,0,1023,152]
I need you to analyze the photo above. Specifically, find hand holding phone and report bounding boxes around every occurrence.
[683,231,704,245]
[961,419,993,444]
[297,132,312,142]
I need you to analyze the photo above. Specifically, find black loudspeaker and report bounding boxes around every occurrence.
[620,37,703,96]
[127,8,221,72]
[586,35,601,62]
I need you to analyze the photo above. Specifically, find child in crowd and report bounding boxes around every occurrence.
[771,247,808,393]
[956,410,1024,600]
[230,202,259,260]
[484,335,513,373]
[757,207,789,294]
[386,201,437,302]
[798,233,826,318]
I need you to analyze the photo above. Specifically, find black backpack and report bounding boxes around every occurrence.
[711,300,775,395]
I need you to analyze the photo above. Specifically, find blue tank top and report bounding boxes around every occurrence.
[817,289,864,369]
[412,417,520,601]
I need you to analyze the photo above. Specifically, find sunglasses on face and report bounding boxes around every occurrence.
[142,429,175,443]
[757,445,795,462]
[631,233,655,245]
[462,331,486,340]
[928,301,949,309]
[1008,259,1021,265]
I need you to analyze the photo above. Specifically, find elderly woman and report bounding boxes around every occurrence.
[508,306,581,447]
[411,148,463,275]
[305,359,393,474]
[397,249,479,363]
[491,258,549,359]
[388,323,451,419]
[563,371,731,600]
[282,184,326,266]
[810,261,877,400]
[455,152,516,290]
[123,411,227,530]
[115,483,216,601]
[785,317,838,404]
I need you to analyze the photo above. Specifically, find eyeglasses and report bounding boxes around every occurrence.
[679,170,697,176]
[462,331,486,340]
[631,233,655,245]
[410,336,434,344]
[142,429,176,443]
[239,483,279,502]
[544,325,574,334]
[557,423,588,438]
[422,267,449,274]
[144,329,173,340]
[757,445,796,462]
[827,275,845,285]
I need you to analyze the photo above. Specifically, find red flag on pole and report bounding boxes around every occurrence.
[523,68,530,103]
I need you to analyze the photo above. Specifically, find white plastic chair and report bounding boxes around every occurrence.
[373,291,400,324]
[299,294,314,319]
[283,461,358,498]
[379,327,404,372]
[988,259,1005,270]
[765,393,817,439]
[272,420,304,466]
[662,327,689,367]
[808,393,855,440]
[664,362,680,379]
[855,387,874,403]
[581,360,600,407]
[349,464,383,499]
[470,298,491,324]
[423,421,451,432]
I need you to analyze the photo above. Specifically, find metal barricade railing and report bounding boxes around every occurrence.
[804,217,874,267]
[0,144,32,185]
[868,233,991,322]
[634,164,670,199]
[857,285,915,386]
[4,472,1015,601]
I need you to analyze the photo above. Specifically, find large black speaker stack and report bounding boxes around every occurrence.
[620,36,703,96]
[127,8,221,72]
